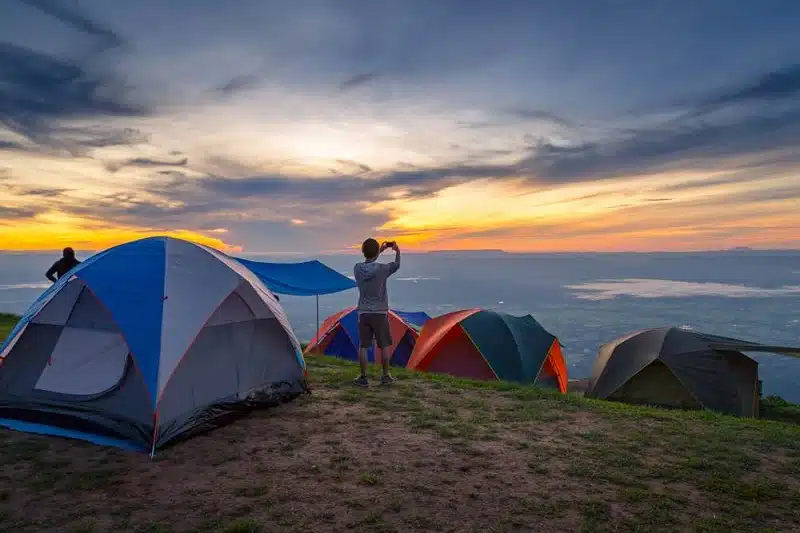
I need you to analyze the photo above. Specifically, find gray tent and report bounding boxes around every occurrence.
[584,327,800,417]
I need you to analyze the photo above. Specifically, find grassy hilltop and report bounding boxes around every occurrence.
[0,315,799,532]
[0,314,16,337]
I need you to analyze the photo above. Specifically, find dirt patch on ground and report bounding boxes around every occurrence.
[1,368,799,533]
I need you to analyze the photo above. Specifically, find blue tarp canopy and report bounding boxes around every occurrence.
[234,257,355,296]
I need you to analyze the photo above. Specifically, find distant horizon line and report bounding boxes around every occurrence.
[2,246,799,256]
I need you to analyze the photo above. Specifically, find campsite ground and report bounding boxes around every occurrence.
[1,316,800,532]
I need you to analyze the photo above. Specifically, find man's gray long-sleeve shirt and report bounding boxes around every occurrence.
[354,260,400,313]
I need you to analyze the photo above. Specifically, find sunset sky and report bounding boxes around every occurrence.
[1,0,799,254]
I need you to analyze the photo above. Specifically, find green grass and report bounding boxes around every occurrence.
[0,313,16,340]
[0,315,799,532]
[761,395,800,425]
[304,355,800,532]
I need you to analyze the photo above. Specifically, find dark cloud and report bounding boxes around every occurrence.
[506,109,572,128]
[18,0,125,52]
[201,155,263,178]
[177,174,366,202]
[502,63,800,186]
[464,148,515,160]
[457,109,572,131]
[655,171,763,194]
[214,71,265,98]
[1,126,147,157]
[692,184,800,207]
[377,164,508,195]
[214,210,392,253]
[340,72,379,91]
[0,205,38,220]
[158,157,486,206]
[333,159,372,174]
[30,126,150,158]
[0,42,148,154]
[105,156,188,173]
[62,190,237,227]
[136,160,504,220]
[702,64,800,110]
[66,127,148,149]
[0,139,30,152]
[521,107,800,183]
[6,185,69,197]
[570,191,618,202]
[1,2,145,155]
[455,120,496,129]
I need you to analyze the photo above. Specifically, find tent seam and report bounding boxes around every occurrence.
[600,356,660,400]
[154,284,241,410]
[459,322,501,381]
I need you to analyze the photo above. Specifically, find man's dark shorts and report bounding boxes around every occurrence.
[358,312,393,349]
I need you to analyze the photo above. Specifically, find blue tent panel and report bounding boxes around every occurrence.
[234,258,355,296]
[0,418,144,452]
[338,310,361,347]
[391,332,415,367]
[77,238,166,407]
[336,310,376,362]
[324,328,362,361]
[393,311,431,328]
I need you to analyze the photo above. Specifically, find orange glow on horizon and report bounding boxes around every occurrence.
[1,163,798,253]
[0,214,239,253]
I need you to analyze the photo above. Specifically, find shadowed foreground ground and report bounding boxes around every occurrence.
[0,314,799,532]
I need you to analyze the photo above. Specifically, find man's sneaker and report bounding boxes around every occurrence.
[380,375,396,386]
[353,376,369,387]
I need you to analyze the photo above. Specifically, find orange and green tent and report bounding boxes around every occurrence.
[407,309,567,393]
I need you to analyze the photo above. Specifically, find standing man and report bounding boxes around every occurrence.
[353,238,400,387]
[45,247,81,283]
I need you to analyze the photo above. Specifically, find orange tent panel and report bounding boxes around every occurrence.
[424,325,496,380]
[538,341,568,393]
[407,309,480,370]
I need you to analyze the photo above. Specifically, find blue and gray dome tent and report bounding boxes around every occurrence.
[0,236,355,453]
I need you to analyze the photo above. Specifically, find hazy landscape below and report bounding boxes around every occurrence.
[2,249,798,402]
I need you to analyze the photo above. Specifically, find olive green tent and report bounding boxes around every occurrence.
[585,327,800,417]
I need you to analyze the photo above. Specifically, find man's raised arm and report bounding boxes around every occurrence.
[45,262,58,283]
[387,242,400,274]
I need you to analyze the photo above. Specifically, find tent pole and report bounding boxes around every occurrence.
[316,295,320,339]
